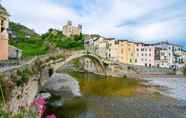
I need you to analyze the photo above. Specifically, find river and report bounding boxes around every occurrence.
[44,72,186,118]
[143,77,186,101]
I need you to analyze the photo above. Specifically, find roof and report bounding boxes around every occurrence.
[153,41,183,47]
[0,4,9,16]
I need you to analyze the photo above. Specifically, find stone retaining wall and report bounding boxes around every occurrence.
[0,51,65,113]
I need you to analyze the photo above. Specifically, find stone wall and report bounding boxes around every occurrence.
[84,58,175,78]
[0,51,64,113]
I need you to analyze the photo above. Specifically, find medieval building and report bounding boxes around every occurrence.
[62,20,82,37]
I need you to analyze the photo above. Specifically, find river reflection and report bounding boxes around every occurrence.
[44,72,186,118]
[45,71,140,118]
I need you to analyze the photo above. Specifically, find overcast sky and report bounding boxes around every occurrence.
[1,0,186,48]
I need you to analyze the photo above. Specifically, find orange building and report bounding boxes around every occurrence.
[0,4,9,60]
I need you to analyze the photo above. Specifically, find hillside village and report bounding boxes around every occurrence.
[1,2,186,118]
[85,36,186,69]
[0,3,186,70]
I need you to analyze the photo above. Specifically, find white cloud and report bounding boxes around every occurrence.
[1,0,186,45]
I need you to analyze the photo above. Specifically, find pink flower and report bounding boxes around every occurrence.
[47,114,57,118]
[37,97,47,106]
[31,97,47,114]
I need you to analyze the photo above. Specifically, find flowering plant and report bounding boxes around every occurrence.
[31,97,57,118]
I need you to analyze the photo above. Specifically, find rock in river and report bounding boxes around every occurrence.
[41,73,81,99]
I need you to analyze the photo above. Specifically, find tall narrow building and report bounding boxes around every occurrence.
[0,4,9,60]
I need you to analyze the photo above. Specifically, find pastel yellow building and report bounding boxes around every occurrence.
[117,40,136,64]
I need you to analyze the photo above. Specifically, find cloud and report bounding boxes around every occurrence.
[1,0,186,47]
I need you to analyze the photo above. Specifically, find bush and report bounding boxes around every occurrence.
[41,29,85,50]
[16,69,30,87]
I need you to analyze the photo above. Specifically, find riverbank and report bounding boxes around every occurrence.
[46,90,186,118]
[44,71,186,118]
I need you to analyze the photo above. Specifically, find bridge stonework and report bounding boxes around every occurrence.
[51,52,106,74]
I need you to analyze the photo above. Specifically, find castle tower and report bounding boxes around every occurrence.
[78,24,82,32]
[63,20,82,37]
[0,4,9,60]
[67,20,72,26]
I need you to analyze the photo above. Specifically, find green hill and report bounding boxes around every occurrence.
[8,22,85,58]
[41,28,85,50]
[9,22,40,39]
[9,22,48,57]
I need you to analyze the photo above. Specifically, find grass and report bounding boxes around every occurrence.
[10,39,48,58]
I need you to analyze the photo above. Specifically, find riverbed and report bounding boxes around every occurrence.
[143,76,186,101]
[45,72,186,118]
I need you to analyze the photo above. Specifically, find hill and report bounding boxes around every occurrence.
[8,22,85,58]
[41,28,85,50]
[9,22,48,57]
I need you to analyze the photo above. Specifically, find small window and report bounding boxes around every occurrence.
[130,59,132,63]
[135,59,137,63]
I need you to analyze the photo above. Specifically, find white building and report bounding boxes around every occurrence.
[154,41,184,68]
[135,43,155,67]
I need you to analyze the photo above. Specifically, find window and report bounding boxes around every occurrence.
[137,48,139,51]
[0,20,4,32]
[149,53,151,56]
[142,53,144,56]
[135,59,137,63]
[130,59,132,63]
[149,64,152,68]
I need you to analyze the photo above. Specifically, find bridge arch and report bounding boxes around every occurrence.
[52,53,106,74]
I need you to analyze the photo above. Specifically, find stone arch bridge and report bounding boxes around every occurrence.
[39,51,107,87]
[52,52,106,72]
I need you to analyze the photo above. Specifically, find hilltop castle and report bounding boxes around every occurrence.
[0,4,9,60]
[62,20,82,37]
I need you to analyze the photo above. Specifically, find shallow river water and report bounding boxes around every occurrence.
[44,72,186,118]
[143,77,186,101]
